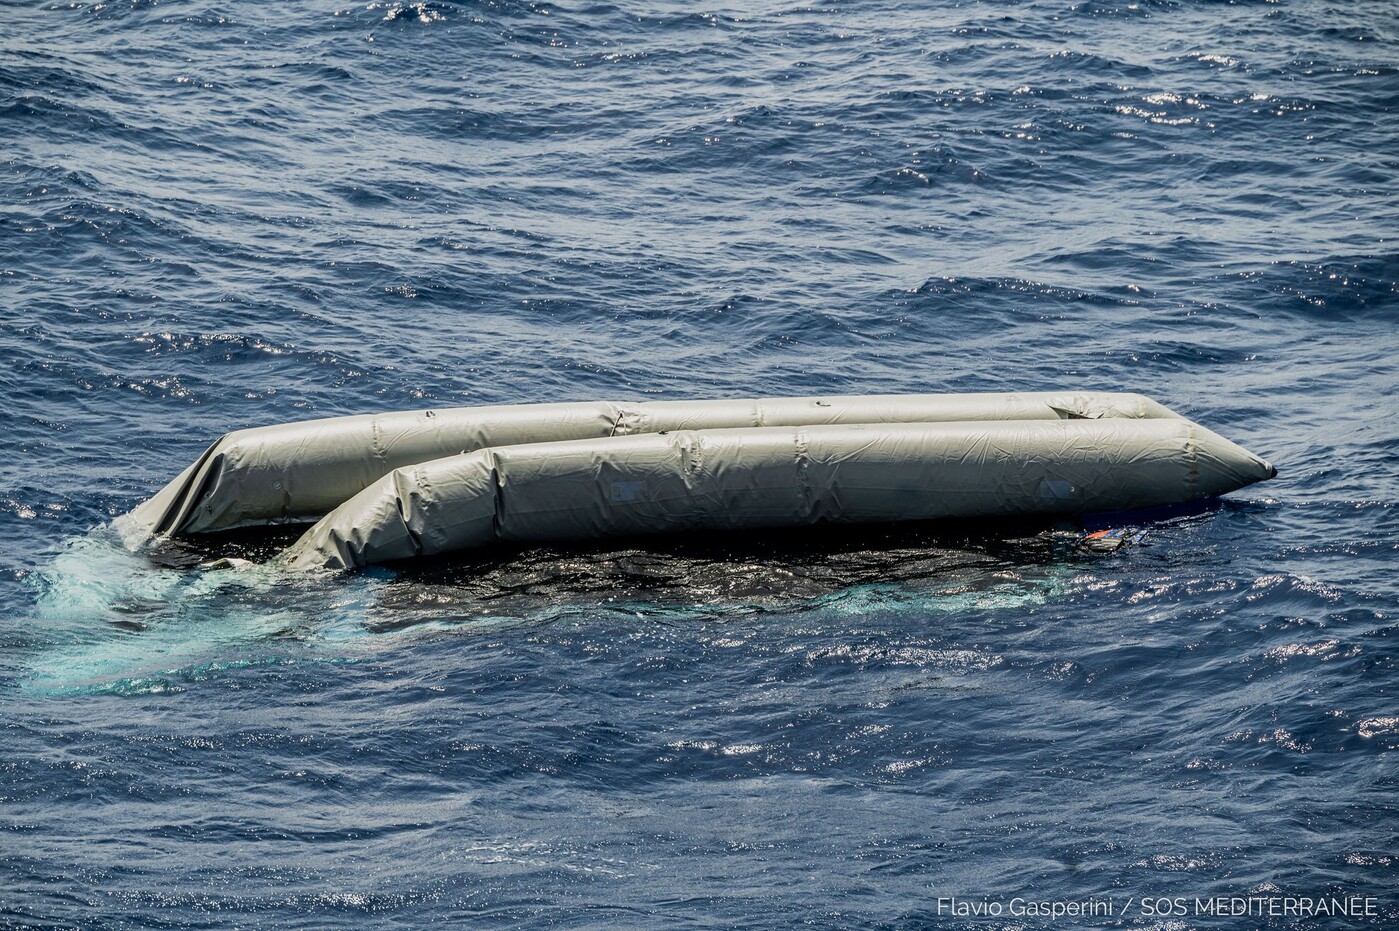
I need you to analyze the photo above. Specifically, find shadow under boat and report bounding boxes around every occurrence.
[138,501,1223,629]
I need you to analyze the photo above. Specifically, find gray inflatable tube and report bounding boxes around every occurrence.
[279,418,1275,571]
[110,392,1275,571]
[114,392,1178,543]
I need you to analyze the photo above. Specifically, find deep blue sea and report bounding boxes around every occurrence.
[3,1,1397,927]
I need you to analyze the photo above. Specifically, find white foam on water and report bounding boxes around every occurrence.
[21,527,1074,695]
[22,528,366,695]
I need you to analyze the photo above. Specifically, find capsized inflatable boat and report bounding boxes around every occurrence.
[114,392,1275,571]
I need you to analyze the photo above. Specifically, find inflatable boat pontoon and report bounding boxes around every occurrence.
[114,392,1276,571]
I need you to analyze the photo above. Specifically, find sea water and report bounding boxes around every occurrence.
[2,1,1396,927]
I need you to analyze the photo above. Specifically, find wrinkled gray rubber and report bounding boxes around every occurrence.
[115,392,1181,545]
[278,418,1276,571]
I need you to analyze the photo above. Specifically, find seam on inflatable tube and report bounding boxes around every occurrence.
[681,433,709,528]
[397,466,428,556]
[415,465,435,551]
[486,450,506,542]
[371,416,385,464]
[394,497,423,558]
[794,429,814,520]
